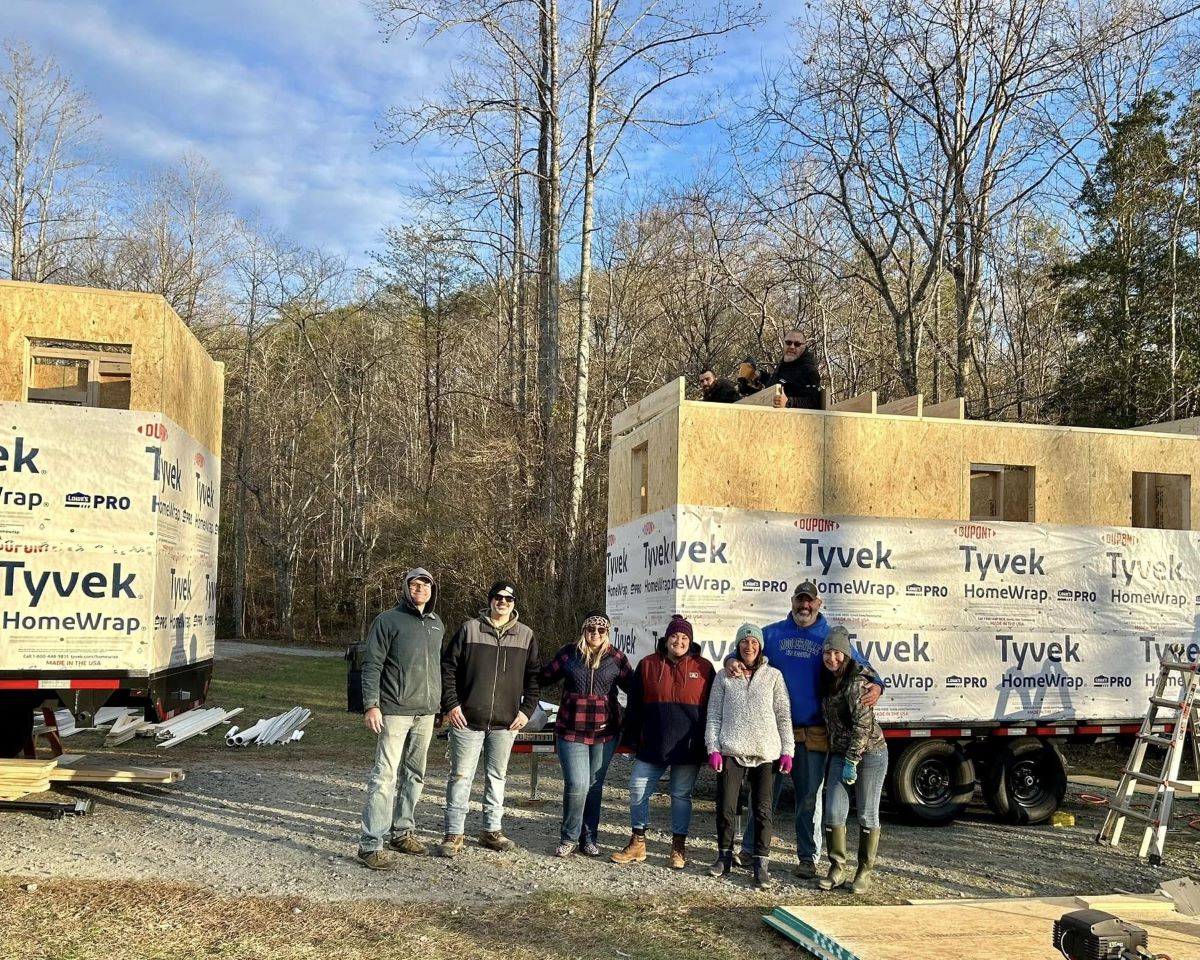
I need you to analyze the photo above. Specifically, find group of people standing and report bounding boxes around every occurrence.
[355,570,889,894]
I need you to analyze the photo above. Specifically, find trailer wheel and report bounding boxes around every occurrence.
[983,738,1066,825]
[890,740,975,825]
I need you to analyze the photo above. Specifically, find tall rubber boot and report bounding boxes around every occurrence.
[753,855,773,889]
[817,826,848,890]
[850,828,880,894]
[708,849,733,877]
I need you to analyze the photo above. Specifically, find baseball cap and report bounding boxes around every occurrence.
[793,580,819,599]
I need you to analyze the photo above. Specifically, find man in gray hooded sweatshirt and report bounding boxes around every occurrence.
[356,568,445,869]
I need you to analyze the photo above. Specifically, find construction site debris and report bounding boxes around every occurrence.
[225,706,311,746]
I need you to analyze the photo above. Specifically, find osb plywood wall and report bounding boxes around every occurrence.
[0,280,223,452]
[160,306,224,452]
[608,405,681,527]
[611,387,1200,530]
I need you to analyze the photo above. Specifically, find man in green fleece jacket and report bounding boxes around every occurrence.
[356,567,445,870]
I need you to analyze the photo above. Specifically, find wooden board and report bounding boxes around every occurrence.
[1128,417,1200,435]
[607,405,681,526]
[924,397,965,419]
[766,899,1200,960]
[677,404,824,516]
[876,393,922,417]
[828,391,876,414]
[48,766,184,784]
[611,377,685,436]
[735,384,782,407]
[0,280,223,451]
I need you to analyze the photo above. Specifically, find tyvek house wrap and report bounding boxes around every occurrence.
[606,505,1200,726]
[0,402,220,676]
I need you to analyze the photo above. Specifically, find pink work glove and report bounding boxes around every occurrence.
[779,755,793,775]
[708,751,723,772]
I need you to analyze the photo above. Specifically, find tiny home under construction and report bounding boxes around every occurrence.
[606,379,1200,824]
[0,280,223,755]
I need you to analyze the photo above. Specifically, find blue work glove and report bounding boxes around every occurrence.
[841,759,858,786]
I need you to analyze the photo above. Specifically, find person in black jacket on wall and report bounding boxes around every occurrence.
[767,330,822,409]
[356,567,445,870]
[436,579,539,858]
[699,368,740,403]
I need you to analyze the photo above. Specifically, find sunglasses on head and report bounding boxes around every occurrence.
[784,339,804,347]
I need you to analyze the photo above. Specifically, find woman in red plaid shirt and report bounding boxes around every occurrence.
[539,610,633,857]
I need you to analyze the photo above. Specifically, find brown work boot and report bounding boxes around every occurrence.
[356,848,398,870]
[609,830,647,864]
[669,834,687,870]
[434,833,465,858]
[478,830,517,852]
[388,832,427,856]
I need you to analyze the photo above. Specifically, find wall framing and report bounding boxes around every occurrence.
[608,377,1200,530]
[0,280,224,451]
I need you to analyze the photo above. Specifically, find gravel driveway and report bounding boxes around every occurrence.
[1,740,1194,906]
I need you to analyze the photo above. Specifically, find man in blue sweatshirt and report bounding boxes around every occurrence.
[356,567,445,869]
[730,580,882,878]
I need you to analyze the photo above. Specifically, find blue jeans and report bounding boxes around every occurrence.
[443,727,518,834]
[557,736,617,844]
[824,747,888,829]
[742,744,825,863]
[358,713,435,851]
[627,759,701,836]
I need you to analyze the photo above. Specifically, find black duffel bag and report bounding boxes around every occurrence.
[345,641,368,713]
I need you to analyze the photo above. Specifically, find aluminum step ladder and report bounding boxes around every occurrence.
[1096,648,1200,864]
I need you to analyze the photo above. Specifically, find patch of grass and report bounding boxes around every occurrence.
[1,879,795,960]
[195,654,365,763]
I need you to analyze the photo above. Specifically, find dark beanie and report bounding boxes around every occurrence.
[488,579,517,599]
[824,626,852,656]
[664,614,693,641]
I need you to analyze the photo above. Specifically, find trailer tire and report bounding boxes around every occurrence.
[890,740,975,825]
[983,738,1066,825]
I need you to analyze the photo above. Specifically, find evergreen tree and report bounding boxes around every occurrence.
[1051,92,1200,427]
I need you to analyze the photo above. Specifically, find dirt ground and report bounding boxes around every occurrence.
[1,735,1196,908]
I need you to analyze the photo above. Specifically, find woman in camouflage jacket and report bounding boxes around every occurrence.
[818,626,888,894]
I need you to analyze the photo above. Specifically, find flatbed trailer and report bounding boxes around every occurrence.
[0,281,223,756]
[605,379,1200,824]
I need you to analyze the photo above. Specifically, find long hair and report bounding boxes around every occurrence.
[819,656,862,701]
[576,630,609,670]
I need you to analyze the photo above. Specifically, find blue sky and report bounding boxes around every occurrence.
[6,0,793,267]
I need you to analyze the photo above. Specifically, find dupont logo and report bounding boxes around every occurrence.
[794,518,839,532]
[136,423,168,441]
[1103,531,1138,547]
[194,453,206,468]
[954,524,996,540]
[607,534,616,546]
[642,521,655,535]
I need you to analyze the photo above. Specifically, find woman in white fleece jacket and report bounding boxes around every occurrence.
[705,622,793,889]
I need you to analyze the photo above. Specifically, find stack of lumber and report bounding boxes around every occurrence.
[763,895,1199,959]
[0,758,56,799]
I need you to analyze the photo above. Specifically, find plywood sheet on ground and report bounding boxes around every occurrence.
[766,899,1200,960]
